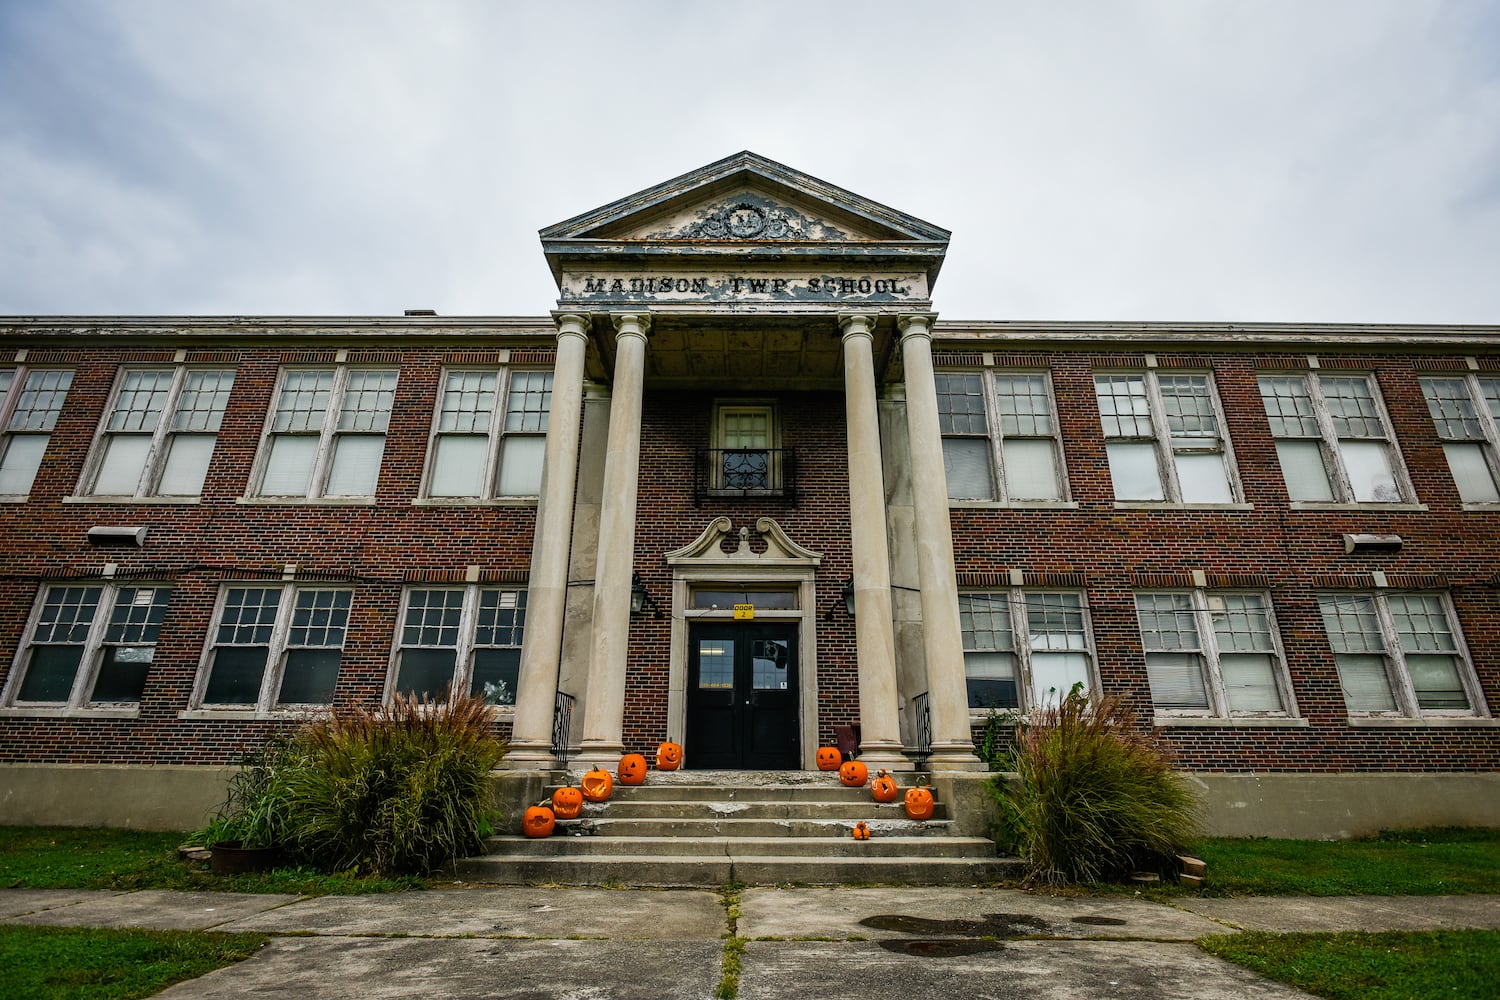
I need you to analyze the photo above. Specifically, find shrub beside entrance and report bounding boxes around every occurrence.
[990,687,1199,885]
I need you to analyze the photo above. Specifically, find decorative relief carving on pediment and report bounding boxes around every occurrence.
[649,194,849,243]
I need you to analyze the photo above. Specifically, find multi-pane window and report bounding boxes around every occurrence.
[0,368,74,496]
[87,367,235,497]
[426,370,552,498]
[1419,375,1500,504]
[709,401,780,493]
[198,586,352,709]
[959,591,1096,710]
[1318,592,1484,718]
[1259,374,1406,503]
[255,367,398,498]
[3,584,169,708]
[937,371,1065,502]
[1094,372,1236,502]
[391,587,526,705]
[1135,591,1292,717]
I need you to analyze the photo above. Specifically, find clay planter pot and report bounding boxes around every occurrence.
[208,841,281,875]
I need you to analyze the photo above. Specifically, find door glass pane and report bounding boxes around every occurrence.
[691,589,797,610]
[17,646,84,702]
[497,435,544,495]
[203,646,269,704]
[158,434,215,495]
[1175,451,1233,503]
[1274,440,1335,501]
[326,434,385,496]
[1441,443,1500,503]
[752,638,790,689]
[277,648,342,704]
[1338,440,1399,502]
[93,435,151,495]
[90,646,153,702]
[1221,653,1283,712]
[394,648,458,700]
[943,437,994,500]
[430,435,489,497]
[1002,438,1061,500]
[697,639,734,689]
[471,648,520,705]
[1145,652,1209,709]
[260,436,318,495]
[0,435,49,494]
[1105,442,1164,500]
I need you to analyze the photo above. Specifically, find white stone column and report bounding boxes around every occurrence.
[899,313,983,771]
[575,312,650,768]
[506,313,590,768]
[839,312,911,771]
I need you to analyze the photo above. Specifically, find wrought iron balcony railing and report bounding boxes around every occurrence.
[693,448,797,504]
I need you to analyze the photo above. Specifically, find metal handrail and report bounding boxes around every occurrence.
[552,691,575,768]
[912,691,932,757]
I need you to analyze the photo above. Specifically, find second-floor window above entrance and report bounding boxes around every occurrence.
[697,401,792,501]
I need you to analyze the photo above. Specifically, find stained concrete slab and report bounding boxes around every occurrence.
[738,940,1316,1000]
[1175,894,1500,933]
[154,937,724,999]
[222,886,725,939]
[0,889,116,919]
[739,886,1229,941]
[1,890,299,930]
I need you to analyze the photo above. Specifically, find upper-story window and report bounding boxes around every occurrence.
[959,590,1096,712]
[195,585,352,710]
[390,586,526,705]
[1419,375,1500,504]
[0,368,74,497]
[426,369,552,498]
[84,367,235,497]
[1094,372,1237,503]
[1318,591,1485,719]
[937,372,1065,502]
[1135,590,1293,718]
[2,583,169,709]
[1258,373,1408,503]
[253,367,398,499]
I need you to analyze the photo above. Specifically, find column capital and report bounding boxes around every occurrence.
[610,311,652,340]
[551,311,591,341]
[837,312,876,341]
[896,312,939,340]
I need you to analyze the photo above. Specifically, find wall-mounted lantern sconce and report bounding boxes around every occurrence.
[630,572,651,616]
[842,576,856,617]
[87,526,148,547]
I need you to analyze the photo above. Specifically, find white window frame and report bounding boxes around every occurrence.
[1258,371,1414,505]
[1134,589,1297,722]
[0,366,74,498]
[1094,369,1241,504]
[1418,373,1500,506]
[250,365,398,499]
[936,370,1069,504]
[81,366,236,498]
[191,584,353,713]
[421,367,553,500]
[1318,590,1489,721]
[1,581,170,715]
[386,585,527,708]
[960,588,1099,717]
[710,398,781,494]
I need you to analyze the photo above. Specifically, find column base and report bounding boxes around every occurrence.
[502,743,559,770]
[571,741,626,773]
[856,742,916,772]
[925,744,987,772]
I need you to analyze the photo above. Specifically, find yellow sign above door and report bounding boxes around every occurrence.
[733,604,755,620]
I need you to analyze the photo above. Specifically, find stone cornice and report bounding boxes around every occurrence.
[932,320,1500,349]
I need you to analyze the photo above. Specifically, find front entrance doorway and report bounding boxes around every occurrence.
[686,622,799,769]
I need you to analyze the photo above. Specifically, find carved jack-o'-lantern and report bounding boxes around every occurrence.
[816,746,842,771]
[904,777,936,821]
[839,759,869,788]
[618,753,648,785]
[870,770,899,803]
[551,786,584,820]
[851,821,871,841]
[522,803,556,838]
[655,741,683,771]
[580,766,614,802]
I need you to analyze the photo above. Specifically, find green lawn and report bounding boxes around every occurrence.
[0,827,422,895]
[1199,929,1500,1000]
[0,925,268,1000]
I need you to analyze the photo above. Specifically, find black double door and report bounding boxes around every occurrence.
[685,622,799,769]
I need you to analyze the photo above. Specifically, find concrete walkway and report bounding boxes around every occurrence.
[3,886,1497,999]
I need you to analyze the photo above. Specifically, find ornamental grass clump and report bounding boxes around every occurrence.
[991,687,1199,886]
[286,691,505,876]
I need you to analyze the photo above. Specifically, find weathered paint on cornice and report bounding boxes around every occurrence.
[931,320,1500,350]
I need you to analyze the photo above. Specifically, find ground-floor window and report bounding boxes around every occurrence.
[196,585,352,710]
[1135,590,1295,718]
[391,586,525,705]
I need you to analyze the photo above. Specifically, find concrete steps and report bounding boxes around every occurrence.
[456,770,1023,887]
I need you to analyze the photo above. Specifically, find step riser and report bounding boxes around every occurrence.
[573,802,947,821]
[489,837,996,859]
[454,857,1025,887]
[560,818,954,838]
[554,784,934,803]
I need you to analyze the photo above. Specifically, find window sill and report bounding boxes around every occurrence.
[1112,502,1254,511]
[1346,716,1500,728]
[410,498,539,508]
[236,497,379,507]
[1152,714,1308,728]
[0,495,29,503]
[950,500,1079,510]
[62,495,201,505]
[1288,502,1429,512]
[1460,502,1500,512]
[179,708,332,721]
[0,706,139,720]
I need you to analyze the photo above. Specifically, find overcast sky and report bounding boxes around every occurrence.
[2,1,1497,324]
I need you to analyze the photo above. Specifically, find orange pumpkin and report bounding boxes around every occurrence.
[904,777,935,821]
[851,821,871,841]
[580,766,614,802]
[655,741,683,771]
[839,759,869,787]
[618,753,648,785]
[522,803,556,838]
[551,786,583,820]
[870,769,899,803]
[816,746,842,771]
